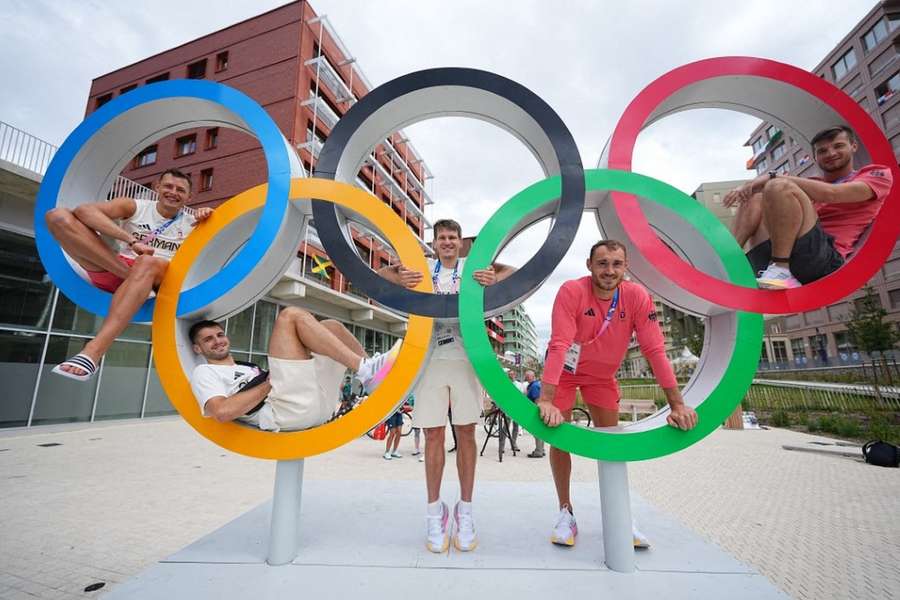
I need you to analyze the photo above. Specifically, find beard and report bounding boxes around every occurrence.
[819,155,851,173]
[594,275,622,291]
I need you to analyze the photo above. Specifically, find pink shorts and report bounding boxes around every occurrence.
[86,255,135,293]
[553,376,620,412]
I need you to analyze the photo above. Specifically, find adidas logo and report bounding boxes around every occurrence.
[234,372,243,380]
[584,308,596,316]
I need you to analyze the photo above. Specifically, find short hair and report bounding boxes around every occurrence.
[189,320,223,344]
[811,125,856,147]
[159,168,192,190]
[433,219,462,238]
[589,239,627,260]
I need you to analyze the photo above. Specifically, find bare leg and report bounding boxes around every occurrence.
[267,307,364,369]
[62,255,167,375]
[731,193,768,249]
[321,319,365,356]
[392,428,401,452]
[45,208,130,278]
[424,425,446,503]
[762,179,818,265]
[454,423,476,502]
[548,408,574,510]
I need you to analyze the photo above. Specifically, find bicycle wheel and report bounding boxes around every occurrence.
[571,407,592,427]
[401,412,413,437]
[483,411,502,438]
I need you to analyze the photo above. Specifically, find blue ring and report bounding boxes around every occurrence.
[34,80,292,321]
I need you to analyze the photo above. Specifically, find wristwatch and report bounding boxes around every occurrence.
[768,170,777,179]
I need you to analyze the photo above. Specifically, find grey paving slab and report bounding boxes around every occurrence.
[104,564,785,600]
[168,480,753,574]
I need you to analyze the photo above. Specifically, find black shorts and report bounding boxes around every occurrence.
[745,222,844,284]
[386,411,404,429]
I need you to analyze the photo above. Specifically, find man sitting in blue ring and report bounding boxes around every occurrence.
[44,168,213,382]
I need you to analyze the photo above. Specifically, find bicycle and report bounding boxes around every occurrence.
[571,406,592,427]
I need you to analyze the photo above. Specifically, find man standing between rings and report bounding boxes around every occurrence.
[537,240,698,548]
[44,169,213,381]
[524,370,545,458]
[380,218,512,553]
[724,125,892,289]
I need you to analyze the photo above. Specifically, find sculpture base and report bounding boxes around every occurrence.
[104,480,786,599]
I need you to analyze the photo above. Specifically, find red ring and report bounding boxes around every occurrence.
[608,56,900,314]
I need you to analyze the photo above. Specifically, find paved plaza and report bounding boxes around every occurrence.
[1,417,898,599]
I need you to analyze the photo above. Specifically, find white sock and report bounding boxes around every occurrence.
[356,356,364,372]
[457,500,473,514]
[427,500,443,516]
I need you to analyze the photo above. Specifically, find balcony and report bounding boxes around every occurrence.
[305,55,354,103]
[364,152,431,226]
[301,91,341,130]
[297,133,324,159]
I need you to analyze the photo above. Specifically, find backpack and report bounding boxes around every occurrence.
[862,440,900,468]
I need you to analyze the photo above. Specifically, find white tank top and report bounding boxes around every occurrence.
[117,199,196,261]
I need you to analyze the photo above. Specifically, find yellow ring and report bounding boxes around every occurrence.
[151,178,433,460]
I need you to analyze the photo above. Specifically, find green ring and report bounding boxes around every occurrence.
[459,168,763,461]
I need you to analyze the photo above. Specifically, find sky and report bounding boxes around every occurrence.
[0,0,877,350]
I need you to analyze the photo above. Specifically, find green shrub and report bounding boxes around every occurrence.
[770,410,792,427]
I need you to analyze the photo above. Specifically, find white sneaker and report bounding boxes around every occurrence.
[756,263,801,289]
[632,522,650,549]
[425,501,450,553]
[391,451,402,458]
[453,502,478,551]
[411,449,421,456]
[356,340,402,394]
[418,454,425,462]
[382,451,392,460]
[551,506,577,546]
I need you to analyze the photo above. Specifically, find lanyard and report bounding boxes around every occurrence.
[585,287,619,346]
[831,170,857,184]
[139,211,181,245]
[432,259,459,294]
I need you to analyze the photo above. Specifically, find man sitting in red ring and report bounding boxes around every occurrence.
[44,169,213,381]
[536,240,698,549]
[723,125,893,289]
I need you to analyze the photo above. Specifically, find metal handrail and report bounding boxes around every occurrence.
[0,120,58,176]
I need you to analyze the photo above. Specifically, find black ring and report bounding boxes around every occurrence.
[313,67,584,318]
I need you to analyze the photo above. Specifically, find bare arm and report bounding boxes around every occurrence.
[472,263,516,286]
[661,386,697,431]
[773,176,874,204]
[377,264,424,288]
[536,382,565,427]
[72,196,138,244]
[204,381,272,423]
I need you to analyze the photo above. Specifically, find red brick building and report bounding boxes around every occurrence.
[84,1,432,295]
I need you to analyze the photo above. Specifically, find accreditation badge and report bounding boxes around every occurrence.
[562,342,581,374]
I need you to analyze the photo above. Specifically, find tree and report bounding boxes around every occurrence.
[846,286,899,400]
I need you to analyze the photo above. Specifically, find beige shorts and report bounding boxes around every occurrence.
[266,354,347,431]
[411,358,482,428]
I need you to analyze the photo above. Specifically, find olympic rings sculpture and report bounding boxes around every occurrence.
[35,58,900,461]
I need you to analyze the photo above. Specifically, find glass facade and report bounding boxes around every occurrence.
[0,227,400,429]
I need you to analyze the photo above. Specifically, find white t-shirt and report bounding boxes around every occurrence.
[428,257,467,360]
[118,199,196,261]
[190,362,276,430]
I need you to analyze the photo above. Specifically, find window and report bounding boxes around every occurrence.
[175,134,197,157]
[134,145,157,168]
[772,143,786,160]
[205,127,218,150]
[755,157,768,174]
[876,71,900,105]
[771,340,788,363]
[216,51,229,72]
[797,153,811,167]
[863,18,890,52]
[95,93,113,109]
[187,59,207,80]
[120,84,137,95]
[831,48,857,81]
[790,338,807,357]
[146,72,169,84]
[200,168,214,191]
[775,162,790,175]
[888,288,900,308]
[766,125,779,139]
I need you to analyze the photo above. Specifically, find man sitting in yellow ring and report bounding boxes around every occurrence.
[188,307,397,431]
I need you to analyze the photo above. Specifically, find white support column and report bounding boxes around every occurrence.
[267,459,305,566]
[597,460,634,573]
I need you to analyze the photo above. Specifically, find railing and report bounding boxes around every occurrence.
[619,379,900,413]
[107,176,157,201]
[0,120,58,176]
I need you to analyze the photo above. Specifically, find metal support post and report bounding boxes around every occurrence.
[267,459,305,565]
[597,460,634,573]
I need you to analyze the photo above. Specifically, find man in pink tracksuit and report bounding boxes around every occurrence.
[537,240,698,548]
